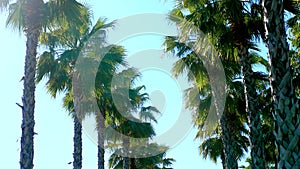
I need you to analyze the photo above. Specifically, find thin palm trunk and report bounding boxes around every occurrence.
[239,46,266,169]
[122,136,130,169]
[220,111,238,169]
[209,65,237,169]
[263,0,300,168]
[130,158,137,169]
[20,0,43,168]
[20,26,39,169]
[96,112,105,169]
[73,115,82,169]
[220,150,226,169]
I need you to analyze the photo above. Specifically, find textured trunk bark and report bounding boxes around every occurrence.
[130,158,137,169]
[220,149,227,169]
[20,25,39,169]
[239,46,266,169]
[96,113,105,169]
[20,0,42,168]
[73,116,82,169]
[263,0,300,168]
[123,136,130,169]
[72,69,84,168]
[220,111,238,169]
[208,64,234,169]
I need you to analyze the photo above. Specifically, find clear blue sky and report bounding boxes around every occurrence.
[0,0,227,168]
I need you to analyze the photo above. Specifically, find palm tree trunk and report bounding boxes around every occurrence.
[73,115,82,169]
[263,0,300,168]
[96,113,105,169]
[220,111,238,169]
[206,53,232,168]
[20,26,39,169]
[20,1,43,168]
[220,150,227,169]
[239,46,266,169]
[123,136,130,169]
[209,66,237,169]
[130,158,137,169]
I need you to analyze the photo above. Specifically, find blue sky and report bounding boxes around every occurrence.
[0,0,228,168]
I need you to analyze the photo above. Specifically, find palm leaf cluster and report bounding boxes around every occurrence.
[34,4,175,169]
[163,0,300,169]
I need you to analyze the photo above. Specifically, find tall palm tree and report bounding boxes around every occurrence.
[93,46,127,169]
[1,0,84,168]
[103,66,176,169]
[166,3,273,168]
[165,4,242,167]
[198,74,276,169]
[169,1,269,168]
[36,14,124,169]
[262,0,300,168]
[105,69,158,169]
[185,72,250,169]
[220,1,267,168]
[63,92,85,169]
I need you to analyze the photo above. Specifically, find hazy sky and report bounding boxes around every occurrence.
[0,0,228,168]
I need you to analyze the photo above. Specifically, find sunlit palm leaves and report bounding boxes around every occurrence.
[1,0,87,168]
[109,143,175,169]
[165,1,271,168]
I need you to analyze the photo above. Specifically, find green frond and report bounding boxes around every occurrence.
[45,0,86,28]
[90,18,114,36]
[284,0,300,14]
[108,143,174,169]
[140,106,160,123]
[249,51,269,71]
[114,120,155,138]
[36,51,56,83]
[168,7,184,22]
[63,91,75,113]
[80,18,115,47]
[6,1,24,31]
[199,137,223,163]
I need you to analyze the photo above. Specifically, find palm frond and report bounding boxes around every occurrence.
[6,1,24,31]
[45,0,86,28]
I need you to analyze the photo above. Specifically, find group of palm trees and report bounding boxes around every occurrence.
[163,0,300,169]
[2,0,174,169]
[1,0,300,169]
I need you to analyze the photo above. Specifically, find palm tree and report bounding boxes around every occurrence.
[36,13,124,169]
[262,0,300,168]
[168,1,270,168]
[63,92,83,169]
[165,3,273,168]
[221,1,266,167]
[165,5,242,167]
[107,109,172,169]
[115,120,155,169]
[1,0,84,168]
[189,76,250,169]
[164,37,241,169]
[93,46,127,169]
[109,143,175,169]
[198,75,276,169]
[105,70,155,169]
[198,125,248,169]
[103,67,176,169]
